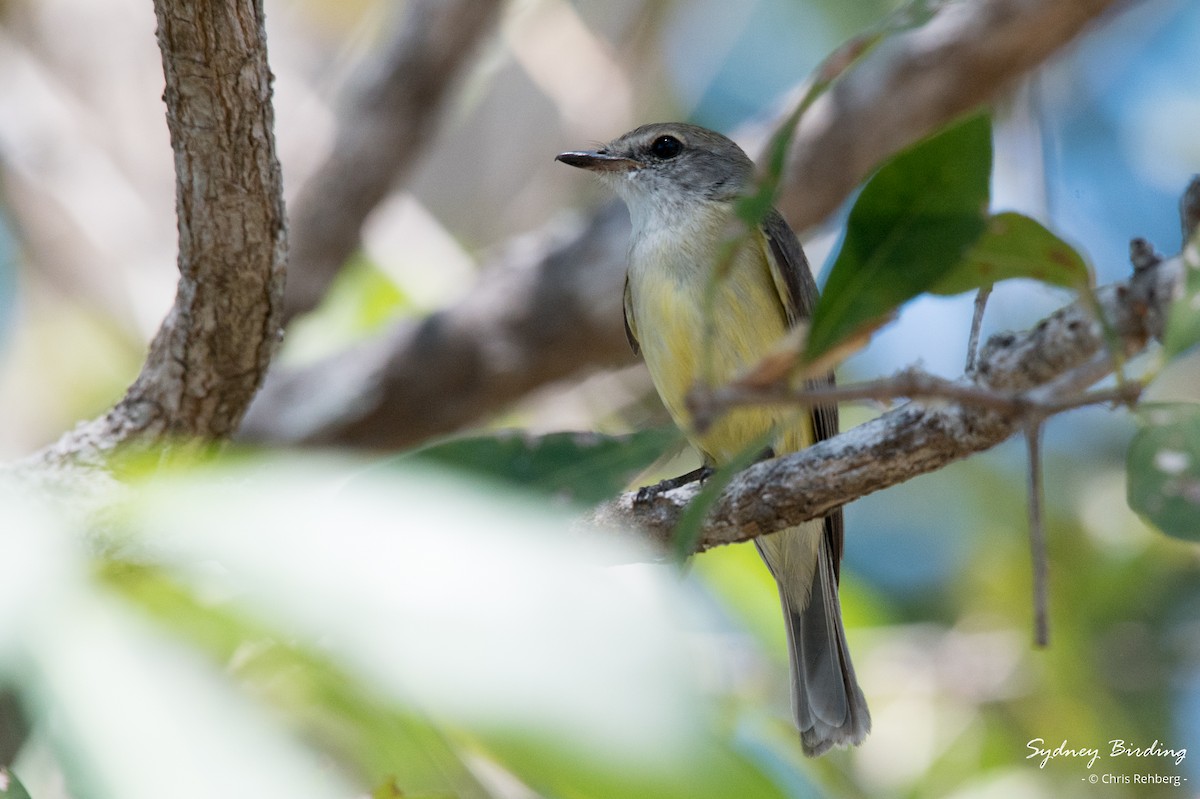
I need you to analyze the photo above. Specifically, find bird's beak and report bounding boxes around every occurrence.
[555,150,640,172]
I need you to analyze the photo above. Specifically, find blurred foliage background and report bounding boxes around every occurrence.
[2,0,1200,798]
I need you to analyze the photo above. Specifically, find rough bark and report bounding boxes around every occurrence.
[15,0,286,473]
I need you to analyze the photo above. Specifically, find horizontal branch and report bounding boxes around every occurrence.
[239,205,635,448]
[590,250,1182,551]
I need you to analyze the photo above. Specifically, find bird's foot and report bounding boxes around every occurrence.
[634,465,714,506]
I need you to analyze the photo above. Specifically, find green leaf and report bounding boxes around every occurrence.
[0,768,33,799]
[1163,241,1200,358]
[323,253,410,332]
[404,427,682,504]
[806,113,993,361]
[1127,403,1200,541]
[930,212,1092,296]
[279,254,411,365]
[29,593,352,799]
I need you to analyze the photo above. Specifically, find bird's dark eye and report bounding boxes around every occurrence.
[649,135,683,160]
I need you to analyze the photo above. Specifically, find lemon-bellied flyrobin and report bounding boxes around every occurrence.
[557,123,869,756]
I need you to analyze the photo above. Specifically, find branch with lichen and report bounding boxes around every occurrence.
[589,212,1188,551]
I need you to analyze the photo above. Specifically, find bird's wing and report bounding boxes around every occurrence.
[761,209,816,326]
[761,209,845,577]
[622,274,640,356]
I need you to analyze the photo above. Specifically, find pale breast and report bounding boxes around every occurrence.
[627,224,809,463]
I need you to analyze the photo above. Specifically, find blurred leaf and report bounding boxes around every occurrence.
[930,212,1092,296]
[482,730,800,799]
[406,427,682,504]
[1127,403,1200,540]
[0,491,78,662]
[1163,242,1200,358]
[0,768,32,799]
[108,455,826,798]
[370,778,405,799]
[28,593,352,799]
[807,113,992,361]
[119,460,719,785]
[280,254,411,365]
[730,716,825,799]
[324,253,410,331]
[100,561,491,799]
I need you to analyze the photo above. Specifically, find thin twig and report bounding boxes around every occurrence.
[1024,421,1050,647]
[966,285,992,375]
[699,369,1014,418]
[1180,174,1200,247]
[1021,351,1143,413]
[1030,383,1141,415]
[694,365,1141,430]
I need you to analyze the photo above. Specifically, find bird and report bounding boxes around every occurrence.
[556,122,869,756]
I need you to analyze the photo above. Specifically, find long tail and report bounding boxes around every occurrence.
[761,529,870,756]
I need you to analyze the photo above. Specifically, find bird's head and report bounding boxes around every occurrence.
[556,123,754,219]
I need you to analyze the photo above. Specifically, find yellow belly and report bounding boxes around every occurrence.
[629,233,813,464]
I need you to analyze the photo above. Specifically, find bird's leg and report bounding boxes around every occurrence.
[634,465,714,505]
[632,447,777,505]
